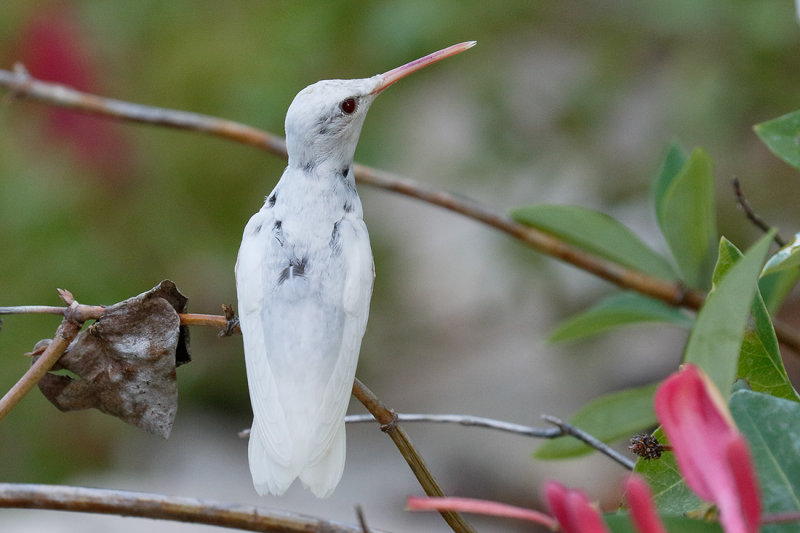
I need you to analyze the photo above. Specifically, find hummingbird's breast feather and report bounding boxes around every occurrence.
[236,182,373,475]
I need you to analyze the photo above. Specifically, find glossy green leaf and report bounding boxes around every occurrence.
[510,204,676,281]
[534,382,658,459]
[605,513,722,533]
[763,233,800,275]
[739,323,800,403]
[652,140,688,216]
[548,291,693,343]
[714,239,798,402]
[683,234,773,398]
[653,147,718,289]
[633,427,704,514]
[755,110,800,170]
[759,267,800,315]
[731,390,800,533]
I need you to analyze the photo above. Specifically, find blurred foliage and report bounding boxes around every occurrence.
[2,0,800,488]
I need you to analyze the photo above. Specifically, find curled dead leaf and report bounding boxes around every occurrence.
[34,281,190,438]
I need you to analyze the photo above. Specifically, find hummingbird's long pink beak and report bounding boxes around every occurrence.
[371,41,476,95]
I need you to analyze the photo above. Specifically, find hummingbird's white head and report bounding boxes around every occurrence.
[283,41,476,173]
[285,77,381,170]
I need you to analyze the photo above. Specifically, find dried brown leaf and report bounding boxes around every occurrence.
[35,281,190,438]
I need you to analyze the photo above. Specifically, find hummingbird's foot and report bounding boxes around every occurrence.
[219,304,240,337]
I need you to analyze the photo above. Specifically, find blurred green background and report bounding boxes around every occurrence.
[2,1,800,531]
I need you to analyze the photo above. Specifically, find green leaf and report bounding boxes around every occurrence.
[605,513,722,533]
[652,140,688,219]
[548,291,693,343]
[714,239,798,402]
[763,233,800,275]
[510,204,676,281]
[633,427,704,514]
[755,110,800,170]
[653,148,718,289]
[534,382,658,459]
[739,319,800,403]
[759,267,800,315]
[731,390,800,533]
[683,234,773,398]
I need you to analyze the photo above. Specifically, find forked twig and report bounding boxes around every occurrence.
[351,379,476,533]
[0,290,92,422]
[541,414,635,470]
[732,178,786,247]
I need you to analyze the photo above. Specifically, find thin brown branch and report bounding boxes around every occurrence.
[1,66,288,158]
[352,379,476,533]
[0,290,88,422]
[0,68,707,313]
[180,312,239,331]
[733,178,786,247]
[0,483,384,533]
[0,305,72,315]
[355,505,372,533]
[352,164,708,314]
[0,305,235,332]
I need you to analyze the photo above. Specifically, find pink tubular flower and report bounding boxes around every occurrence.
[544,481,610,533]
[408,478,668,532]
[624,475,667,533]
[655,364,761,533]
[406,496,558,529]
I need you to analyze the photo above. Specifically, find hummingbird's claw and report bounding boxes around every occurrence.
[219,304,240,337]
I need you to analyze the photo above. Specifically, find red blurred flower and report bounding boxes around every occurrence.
[14,6,132,180]
[655,364,761,533]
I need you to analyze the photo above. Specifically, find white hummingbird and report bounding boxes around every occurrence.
[236,41,476,498]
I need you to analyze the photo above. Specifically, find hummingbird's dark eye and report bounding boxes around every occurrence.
[340,97,357,114]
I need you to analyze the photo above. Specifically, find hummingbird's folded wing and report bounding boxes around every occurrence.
[299,216,374,494]
[236,209,295,495]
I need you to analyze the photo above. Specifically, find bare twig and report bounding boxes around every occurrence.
[351,379,476,533]
[0,305,237,333]
[541,414,635,470]
[350,413,631,468]
[0,290,90,422]
[0,483,384,533]
[345,413,560,438]
[0,305,76,315]
[0,66,288,158]
[733,178,786,247]
[355,505,372,533]
[0,69,706,312]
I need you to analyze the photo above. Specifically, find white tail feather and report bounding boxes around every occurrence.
[248,423,297,496]
[299,422,346,498]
